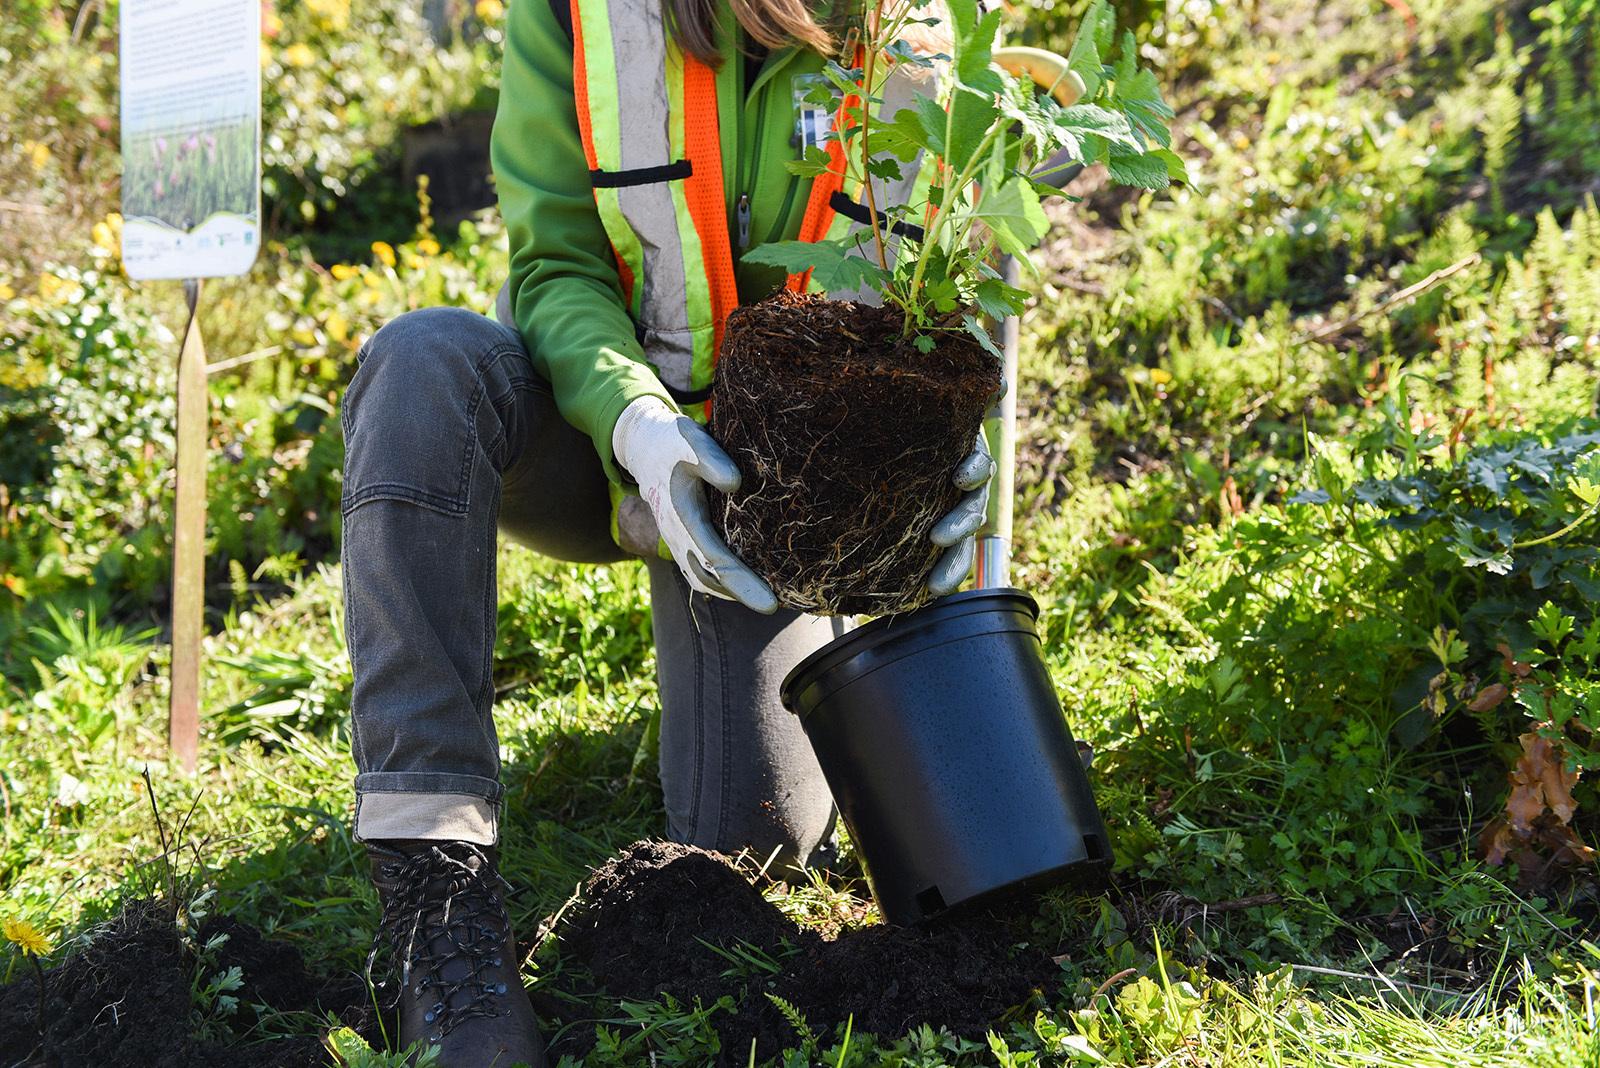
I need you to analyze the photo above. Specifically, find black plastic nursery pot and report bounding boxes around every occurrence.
[780,589,1110,926]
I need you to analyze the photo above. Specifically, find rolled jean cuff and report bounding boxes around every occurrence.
[353,772,503,845]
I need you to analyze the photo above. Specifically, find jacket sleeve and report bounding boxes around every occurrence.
[491,0,674,482]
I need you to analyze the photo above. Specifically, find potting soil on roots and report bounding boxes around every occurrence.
[711,292,999,617]
[0,899,372,1068]
[554,840,1056,1062]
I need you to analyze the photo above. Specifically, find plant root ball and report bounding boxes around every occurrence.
[710,292,999,616]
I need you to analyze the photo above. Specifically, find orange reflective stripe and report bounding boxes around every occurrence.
[571,0,636,306]
[786,46,865,293]
[682,54,739,362]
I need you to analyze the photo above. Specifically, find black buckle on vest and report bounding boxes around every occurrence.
[827,191,927,243]
[590,160,693,188]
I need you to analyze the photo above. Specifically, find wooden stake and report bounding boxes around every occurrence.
[169,278,207,772]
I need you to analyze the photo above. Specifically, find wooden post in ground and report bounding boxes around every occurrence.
[169,278,207,772]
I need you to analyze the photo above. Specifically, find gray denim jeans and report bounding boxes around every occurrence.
[340,307,841,871]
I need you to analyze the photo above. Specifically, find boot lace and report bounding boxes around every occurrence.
[367,842,516,1041]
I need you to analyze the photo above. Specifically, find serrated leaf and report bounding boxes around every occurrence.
[977,178,1049,255]
[1105,145,1171,190]
[784,147,835,178]
[1056,103,1141,147]
[973,276,1028,320]
[963,314,1005,360]
[1067,0,1116,99]
[741,240,891,295]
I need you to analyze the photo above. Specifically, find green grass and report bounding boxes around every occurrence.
[7,0,1600,1064]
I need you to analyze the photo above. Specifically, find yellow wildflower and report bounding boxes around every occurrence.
[415,237,441,257]
[92,212,123,253]
[326,312,349,342]
[330,263,359,281]
[37,272,66,301]
[282,42,316,68]
[3,917,50,956]
[0,283,14,302]
[24,141,49,170]
[1149,368,1173,386]
[371,241,397,269]
[475,0,505,21]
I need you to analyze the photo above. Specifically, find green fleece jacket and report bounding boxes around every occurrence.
[491,0,832,482]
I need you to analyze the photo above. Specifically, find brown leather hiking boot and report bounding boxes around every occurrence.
[366,840,547,1068]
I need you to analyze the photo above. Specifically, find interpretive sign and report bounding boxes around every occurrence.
[120,0,261,770]
[120,0,261,280]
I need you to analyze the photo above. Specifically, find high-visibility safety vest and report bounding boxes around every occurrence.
[567,0,935,416]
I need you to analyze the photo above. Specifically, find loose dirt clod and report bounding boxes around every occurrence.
[712,292,999,617]
[0,899,371,1068]
[556,840,1055,1062]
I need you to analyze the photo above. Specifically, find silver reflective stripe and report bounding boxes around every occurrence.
[608,0,694,389]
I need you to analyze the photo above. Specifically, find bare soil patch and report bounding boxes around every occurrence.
[552,840,1056,1063]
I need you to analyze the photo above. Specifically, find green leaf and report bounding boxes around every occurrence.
[963,315,1005,360]
[741,240,891,294]
[949,87,1002,164]
[1111,32,1176,148]
[973,276,1028,319]
[1067,0,1116,100]
[865,155,905,182]
[1532,601,1576,645]
[977,178,1049,255]
[1105,144,1172,190]
[913,333,937,354]
[783,147,835,178]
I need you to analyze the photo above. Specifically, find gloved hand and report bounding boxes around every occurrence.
[926,432,995,597]
[612,396,779,614]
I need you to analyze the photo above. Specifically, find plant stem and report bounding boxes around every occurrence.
[858,2,889,272]
[1513,495,1600,548]
[901,119,1005,334]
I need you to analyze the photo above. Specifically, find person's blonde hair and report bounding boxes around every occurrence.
[665,0,834,64]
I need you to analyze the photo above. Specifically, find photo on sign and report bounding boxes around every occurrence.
[122,113,256,233]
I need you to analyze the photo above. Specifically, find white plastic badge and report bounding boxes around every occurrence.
[119,0,261,280]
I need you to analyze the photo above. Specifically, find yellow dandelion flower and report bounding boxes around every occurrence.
[37,272,66,301]
[24,141,49,170]
[282,42,316,68]
[415,237,441,257]
[475,0,505,21]
[1149,368,1172,385]
[3,917,50,956]
[371,241,397,269]
[0,283,14,301]
[326,312,349,342]
[330,263,359,281]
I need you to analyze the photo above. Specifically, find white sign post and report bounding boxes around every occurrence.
[120,0,261,772]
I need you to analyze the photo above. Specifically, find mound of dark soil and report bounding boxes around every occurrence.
[0,899,371,1068]
[557,840,1055,1062]
[711,292,999,617]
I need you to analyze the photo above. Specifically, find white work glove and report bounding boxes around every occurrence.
[926,433,995,597]
[612,396,779,614]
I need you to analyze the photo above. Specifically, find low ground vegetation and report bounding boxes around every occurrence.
[5,0,1600,1064]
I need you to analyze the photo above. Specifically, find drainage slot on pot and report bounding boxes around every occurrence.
[1083,833,1106,861]
[915,885,947,917]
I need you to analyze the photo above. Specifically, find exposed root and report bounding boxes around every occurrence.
[711,292,998,616]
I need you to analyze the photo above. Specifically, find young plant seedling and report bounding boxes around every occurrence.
[745,0,1185,348]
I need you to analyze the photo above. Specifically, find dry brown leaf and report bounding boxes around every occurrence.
[1497,642,1533,679]
[1532,741,1580,826]
[1468,682,1509,713]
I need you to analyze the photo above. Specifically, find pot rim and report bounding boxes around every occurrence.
[779,587,1040,714]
